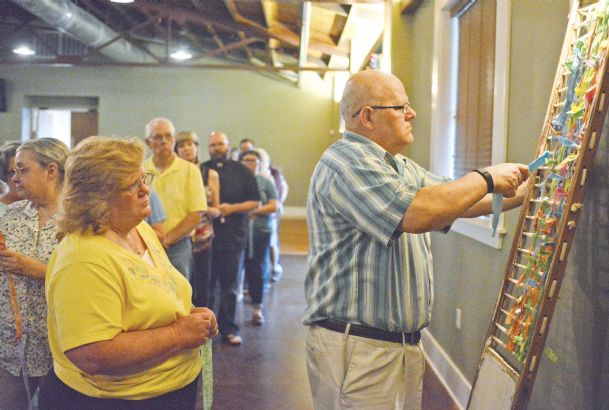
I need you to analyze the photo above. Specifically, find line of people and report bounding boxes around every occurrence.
[0,117,288,409]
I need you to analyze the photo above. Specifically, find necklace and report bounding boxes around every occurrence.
[106,229,146,256]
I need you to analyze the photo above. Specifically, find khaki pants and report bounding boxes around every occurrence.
[306,325,425,410]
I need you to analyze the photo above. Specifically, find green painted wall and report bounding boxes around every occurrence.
[0,66,338,206]
[392,0,435,167]
[393,0,609,408]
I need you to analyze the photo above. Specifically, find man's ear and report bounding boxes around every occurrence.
[145,137,152,148]
[359,107,375,130]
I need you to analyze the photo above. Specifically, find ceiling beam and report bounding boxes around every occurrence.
[238,31,255,61]
[298,1,312,84]
[229,0,348,57]
[1,16,35,46]
[0,60,350,73]
[222,0,257,63]
[195,36,260,60]
[89,18,155,55]
[260,1,278,68]
[205,23,229,57]
[133,3,250,38]
[134,2,348,58]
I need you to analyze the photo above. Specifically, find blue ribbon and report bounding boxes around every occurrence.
[491,194,503,237]
[529,151,551,172]
[556,136,579,148]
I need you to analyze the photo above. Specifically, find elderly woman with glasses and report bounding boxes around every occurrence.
[0,138,68,410]
[39,136,217,410]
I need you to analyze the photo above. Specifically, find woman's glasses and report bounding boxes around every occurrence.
[123,172,154,192]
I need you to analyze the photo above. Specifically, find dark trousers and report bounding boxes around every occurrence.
[244,231,272,306]
[210,248,244,336]
[191,245,212,307]
[38,368,199,410]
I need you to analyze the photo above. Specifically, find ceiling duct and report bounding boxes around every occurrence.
[9,0,153,63]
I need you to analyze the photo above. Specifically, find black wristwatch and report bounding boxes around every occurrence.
[472,169,494,194]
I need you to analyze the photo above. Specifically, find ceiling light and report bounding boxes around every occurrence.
[170,50,192,61]
[110,0,135,3]
[13,46,35,56]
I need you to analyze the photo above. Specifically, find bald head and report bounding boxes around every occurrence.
[208,131,230,161]
[340,71,405,122]
[209,131,228,144]
[339,70,416,154]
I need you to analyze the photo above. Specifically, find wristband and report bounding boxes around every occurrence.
[472,169,494,194]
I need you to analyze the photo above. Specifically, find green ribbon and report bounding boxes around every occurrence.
[200,340,214,410]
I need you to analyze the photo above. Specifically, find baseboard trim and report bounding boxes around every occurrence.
[283,206,306,220]
[282,250,308,256]
[421,328,472,410]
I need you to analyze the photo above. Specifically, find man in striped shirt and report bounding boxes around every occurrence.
[303,70,529,409]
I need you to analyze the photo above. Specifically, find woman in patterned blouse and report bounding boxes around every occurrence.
[0,138,68,410]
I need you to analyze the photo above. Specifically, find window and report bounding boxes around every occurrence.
[452,0,495,178]
[430,0,511,249]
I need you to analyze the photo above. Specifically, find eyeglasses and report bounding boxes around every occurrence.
[7,163,34,179]
[351,102,411,118]
[150,133,174,142]
[123,172,154,192]
[241,158,259,163]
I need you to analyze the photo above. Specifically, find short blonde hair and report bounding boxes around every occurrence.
[17,138,69,184]
[57,136,143,236]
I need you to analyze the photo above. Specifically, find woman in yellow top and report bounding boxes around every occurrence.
[39,136,217,409]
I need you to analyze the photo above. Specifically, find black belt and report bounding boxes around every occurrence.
[315,319,421,345]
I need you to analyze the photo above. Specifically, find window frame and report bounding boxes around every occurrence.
[430,0,511,249]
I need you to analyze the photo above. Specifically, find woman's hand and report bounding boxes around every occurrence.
[172,309,218,349]
[0,249,47,280]
[191,307,218,338]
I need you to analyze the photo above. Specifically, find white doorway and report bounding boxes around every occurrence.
[22,96,99,147]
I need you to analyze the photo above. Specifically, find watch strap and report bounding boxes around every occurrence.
[472,169,494,194]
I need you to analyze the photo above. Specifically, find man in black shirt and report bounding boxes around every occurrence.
[203,131,259,346]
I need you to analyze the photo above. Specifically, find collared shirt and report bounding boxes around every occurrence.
[302,131,451,333]
[145,189,166,226]
[143,155,207,233]
[0,200,56,376]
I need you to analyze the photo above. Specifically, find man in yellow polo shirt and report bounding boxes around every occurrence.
[144,117,206,280]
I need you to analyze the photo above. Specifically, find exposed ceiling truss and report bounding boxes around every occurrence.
[0,0,387,83]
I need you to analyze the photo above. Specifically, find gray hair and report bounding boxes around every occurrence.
[0,141,21,182]
[257,147,271,175]
[17,138,69,183]
[145,117,175,139]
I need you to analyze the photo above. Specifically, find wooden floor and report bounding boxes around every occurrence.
[211,252,457,410]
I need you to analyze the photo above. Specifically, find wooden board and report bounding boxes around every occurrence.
[468,1,609,407]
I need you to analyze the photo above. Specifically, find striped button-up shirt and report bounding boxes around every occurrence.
[303,131,451,333]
